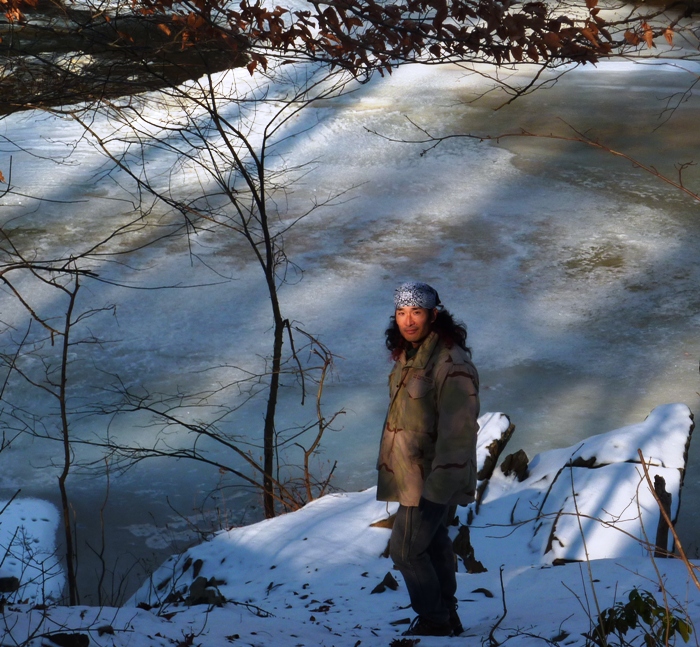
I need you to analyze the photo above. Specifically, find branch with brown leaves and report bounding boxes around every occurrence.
[4,0,616,81]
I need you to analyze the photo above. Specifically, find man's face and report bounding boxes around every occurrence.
[395,306,436,346]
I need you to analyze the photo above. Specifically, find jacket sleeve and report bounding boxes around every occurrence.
[421,354,480,505]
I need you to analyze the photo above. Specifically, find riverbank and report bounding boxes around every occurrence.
[1,404,696,646]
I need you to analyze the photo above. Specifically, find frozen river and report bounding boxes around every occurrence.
[1,59,700,601]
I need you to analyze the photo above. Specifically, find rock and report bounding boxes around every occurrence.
[371,581,385,594]
[371,572,399,594]
[473,414,517,514]
[382,572,399,590]
[187,576,225,606]
[472,404,695,563]
[452,526,487,574]
[653,475,673,558]
[569,456,596,469]
[501,449,529,481]
[0,576,20,593]
[477,417,516,481]
[47,633,89,647]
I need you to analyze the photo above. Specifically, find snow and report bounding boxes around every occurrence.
[1,405,696,646]
[470,404,693,565]
[0,498,63,603]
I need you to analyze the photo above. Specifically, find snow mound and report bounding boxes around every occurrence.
[130,405,693,611]
[0,497,63,603]
[468,403,693,565]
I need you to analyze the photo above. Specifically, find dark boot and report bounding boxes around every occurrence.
[402,616,453,637]
[449,606,464,636]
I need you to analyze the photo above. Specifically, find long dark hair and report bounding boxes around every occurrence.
[385,308,471,361]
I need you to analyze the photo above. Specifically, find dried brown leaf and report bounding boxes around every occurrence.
[581,27,599,46]
[624,29,640,45]
[542,31,561,49]
[369,514,396,528]
[5,7,22,21]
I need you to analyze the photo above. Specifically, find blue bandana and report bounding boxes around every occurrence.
[394,282,440,309]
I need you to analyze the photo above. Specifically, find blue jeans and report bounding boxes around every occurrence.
[389,503,456,623]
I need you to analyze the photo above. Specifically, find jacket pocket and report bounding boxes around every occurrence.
[406,374,434,399]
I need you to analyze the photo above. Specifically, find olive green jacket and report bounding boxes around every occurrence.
[376,332,480,507]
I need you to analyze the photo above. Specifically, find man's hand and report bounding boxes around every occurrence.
[418,496,447,519]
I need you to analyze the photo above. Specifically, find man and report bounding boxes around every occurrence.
[376,281,480,637]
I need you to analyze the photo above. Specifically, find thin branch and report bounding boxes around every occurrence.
[369,119,700,205]
[637,449,700,592]
[488,565,507,646]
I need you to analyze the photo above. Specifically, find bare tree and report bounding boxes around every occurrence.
[46,57,357,518]
[0,189,193,603]
[0,250,108,603]
[95,328,344,514]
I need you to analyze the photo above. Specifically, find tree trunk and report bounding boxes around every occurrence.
[58,279,80,605]
[262,304,284,519]
[653,475,672,558]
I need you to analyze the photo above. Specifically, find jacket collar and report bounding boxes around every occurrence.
[401,331,439,369]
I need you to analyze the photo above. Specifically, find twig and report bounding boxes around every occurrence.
[489,565,507,646]
[633,473,673,646]
[370,120,700,206]
[0,489,21,518]
[570,465,607,647]
[637,449,700,591]
[284,320,306,405]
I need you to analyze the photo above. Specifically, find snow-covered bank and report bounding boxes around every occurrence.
[4,550,699,647]
[472,403,694,564]
[2,405,695,646]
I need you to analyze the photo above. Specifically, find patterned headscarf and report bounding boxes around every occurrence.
[394,281,441,310]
